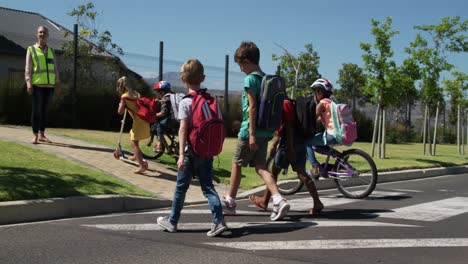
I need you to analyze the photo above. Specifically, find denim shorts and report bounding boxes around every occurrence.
[274,145,307,170]
[232,137,271,167]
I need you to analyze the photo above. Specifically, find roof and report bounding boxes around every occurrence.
[0,7,113,57]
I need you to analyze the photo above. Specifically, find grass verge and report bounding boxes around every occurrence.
[0,140,153,202]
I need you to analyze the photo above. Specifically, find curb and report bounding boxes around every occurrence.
[0,195,172,225]
[238,165,468,198]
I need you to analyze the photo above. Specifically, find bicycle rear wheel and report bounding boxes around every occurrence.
[333,149,378,199]
[266,158,303,195]
[141,136,165,160]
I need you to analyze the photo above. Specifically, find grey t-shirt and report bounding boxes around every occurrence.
[178,97,193,124]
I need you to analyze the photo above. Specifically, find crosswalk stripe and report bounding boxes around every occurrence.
[205,238,468,250]
[83,220,419,231]
[143,209,271,215]
[377,197,468,221]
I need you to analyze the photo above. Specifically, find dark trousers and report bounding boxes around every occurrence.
[31,86,54,134]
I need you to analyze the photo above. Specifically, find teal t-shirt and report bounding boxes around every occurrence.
[237,73,274,139]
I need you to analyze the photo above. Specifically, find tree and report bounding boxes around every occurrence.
[407,16,467,155]
[62,2,124,93]
[360,17,399,159]
[272,43,320,98]
[336,63,367,110]
[390,57,421,138]
[444,71,468,154]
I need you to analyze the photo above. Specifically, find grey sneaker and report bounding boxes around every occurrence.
[270,199,290,221]
[206,221,228,237]
[222,197,237,215]
[157,216,177,233]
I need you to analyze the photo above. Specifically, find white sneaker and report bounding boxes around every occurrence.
[157,216,177,233]
[206,221,228,237]
[270,199,290,221]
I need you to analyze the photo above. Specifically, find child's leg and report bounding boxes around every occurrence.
[295,144,323,213]
[227,161,242,199]
[195,156,224,225]
[227,138,249,200]
[130,140,145,171]
[250,164,279,210]
[169,155,193,224]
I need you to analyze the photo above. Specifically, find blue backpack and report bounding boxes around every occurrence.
[252,72,286,131]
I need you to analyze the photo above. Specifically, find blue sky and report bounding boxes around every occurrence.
[1,0,467,90]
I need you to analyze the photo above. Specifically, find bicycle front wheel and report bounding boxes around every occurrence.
[333,149,378,199]
[266,158,303,195]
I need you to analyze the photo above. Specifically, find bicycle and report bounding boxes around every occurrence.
[140,121,179,162]
[267,145,378,199]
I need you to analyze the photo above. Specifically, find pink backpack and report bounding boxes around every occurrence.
[323,98,358,146]
[189,90,226,158]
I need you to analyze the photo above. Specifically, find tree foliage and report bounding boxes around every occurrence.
[272,43,321,98]
[360,17,400,107]
[444,71,468,125]
[62,2,124,93]
[406,16,467,110]
[335,63,367,108]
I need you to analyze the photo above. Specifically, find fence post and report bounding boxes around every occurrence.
[72,24,78,128]
[224,55,229,116]
[159,41,163,81]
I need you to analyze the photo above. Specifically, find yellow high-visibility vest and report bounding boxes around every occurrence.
[28,45,56,85]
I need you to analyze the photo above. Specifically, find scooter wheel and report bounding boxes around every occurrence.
[142,160,149,169]
[113,149,120,160]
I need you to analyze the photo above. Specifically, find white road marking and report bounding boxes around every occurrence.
[382,188,423,193]
[205,238,468,250]
[144,209,271,215]
[377,197,468,221]
[83,220,419,231]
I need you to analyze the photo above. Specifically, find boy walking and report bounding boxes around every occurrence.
[157,59,227,237]
[224,41,290,221]
[249,99,324,215]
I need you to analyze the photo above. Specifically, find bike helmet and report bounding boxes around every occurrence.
[310,78,333,93]
[153,81,171,91]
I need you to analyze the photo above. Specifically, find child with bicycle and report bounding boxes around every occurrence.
[152,81,174,152]
[249,98,324,215]
[116,76,150,174]
[306,78,339,178]
[157,59,227,237]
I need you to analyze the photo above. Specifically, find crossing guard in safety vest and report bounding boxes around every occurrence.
[25,26,61,144]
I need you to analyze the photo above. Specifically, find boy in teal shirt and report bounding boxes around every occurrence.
[224,41,290,221]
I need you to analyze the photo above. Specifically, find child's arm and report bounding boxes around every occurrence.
[177,119,189,170]
[117,98,126,115]
[316,101,325,122]
[246,89,258,150]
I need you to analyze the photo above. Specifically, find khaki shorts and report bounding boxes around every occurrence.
[232,137,271,167]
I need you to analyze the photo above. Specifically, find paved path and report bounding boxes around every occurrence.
[0,125,229,204]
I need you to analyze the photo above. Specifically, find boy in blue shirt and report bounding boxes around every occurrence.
[224,41,290,221]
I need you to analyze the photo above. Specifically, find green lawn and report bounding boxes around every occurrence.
[47,128,468,190]
[0,140,152,202]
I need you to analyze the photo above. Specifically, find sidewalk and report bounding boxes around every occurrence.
[1,125,468,225]
[0,125,230,224]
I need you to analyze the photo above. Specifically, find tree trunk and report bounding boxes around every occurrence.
[457,104,461,155]
[371,103,380,157]
[382,108,386,159]
[423,104,428,155]
[378,107,383,159]
[432,102,439,156]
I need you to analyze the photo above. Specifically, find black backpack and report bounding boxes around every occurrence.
[294,95,317,137]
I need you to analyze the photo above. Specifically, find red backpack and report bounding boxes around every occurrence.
[122,96,158,123]
[189,90,226,158]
